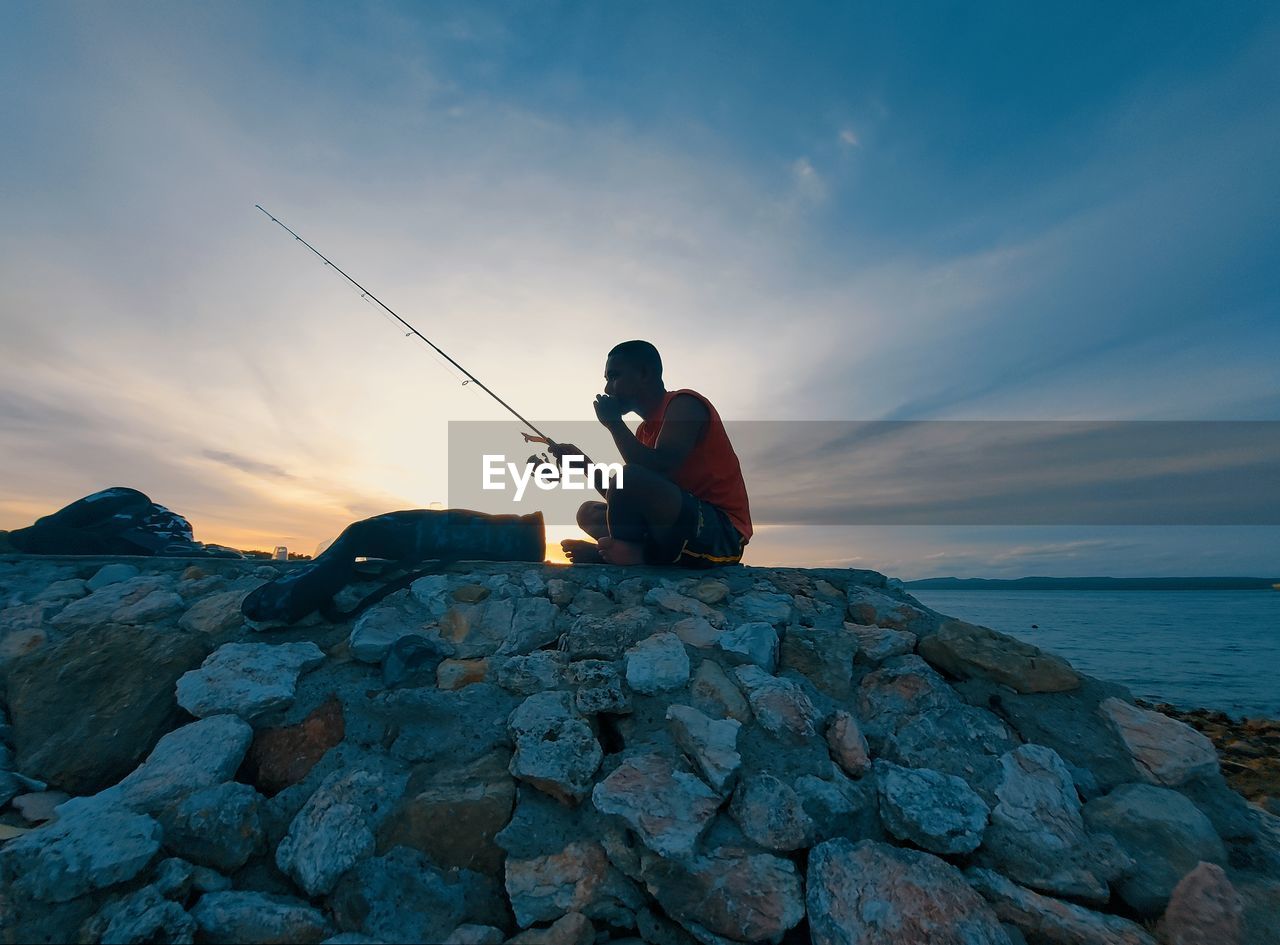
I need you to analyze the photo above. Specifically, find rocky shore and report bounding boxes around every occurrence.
[1,554,1278,944]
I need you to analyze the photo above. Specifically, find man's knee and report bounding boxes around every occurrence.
[576,501,607,530]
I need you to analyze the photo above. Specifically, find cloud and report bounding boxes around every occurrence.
[201,450,294,480]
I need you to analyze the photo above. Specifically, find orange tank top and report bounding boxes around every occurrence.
[635,389,753,541]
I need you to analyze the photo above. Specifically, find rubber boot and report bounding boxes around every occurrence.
[241,509,545,625]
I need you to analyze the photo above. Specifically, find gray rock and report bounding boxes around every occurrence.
[160,781,264,871]
[86,884,196,944]
[666,704,742,795]
[176,642,325,720]
[177,588,247,639]
[114,589,186,624]
[845,586,939,637]
[87,563,141,591]
[715,621,778,671]
[496,650,569,694]
[1099,698,1220,787]
[591,752,719,857]
[64,715,255,815]
[967,867,1157,945]
[733,665,821,742]
[505,839,644,928]
[690,659,751,722]
[729,773,815,852]
[779,623,857,698]
[919,620,1080,694]
[568,659,630,715]
[446,925,505,945]
[496,597,561,656]
[191,890,331,944]
[152,857,195,899]
[561,607,654,660]
[348,593,433,662]
[13,790,69,823]
[731,590,793,626]
[857,655,958,741]
[808,838,1010,945]
[1084,782,1226,917]
[508,691,602,805]
[876,761,990,855]
[847,623,917,662]
[276,767,409,896]
[795,770,881,844]
[440,597,517,658]
[329,846,474,944]
[671,616,721,648]
[7,622,209,794]
[825,710,871,777]
[644,587,725,627]
[0,804,161,903]
[979,744,1120,902]
[624,632,690,694]
[641,846,804,943]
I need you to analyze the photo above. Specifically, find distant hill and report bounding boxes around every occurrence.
[904,575,1280,591]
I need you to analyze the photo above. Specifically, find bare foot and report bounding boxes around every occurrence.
[561,538,605,564]
[599,537,646,565]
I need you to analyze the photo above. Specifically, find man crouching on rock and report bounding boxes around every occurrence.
[555,340,752,568]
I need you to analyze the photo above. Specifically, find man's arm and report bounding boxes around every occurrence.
[598,392,708,475]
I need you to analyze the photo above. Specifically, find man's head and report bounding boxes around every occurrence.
[604,340,664,414]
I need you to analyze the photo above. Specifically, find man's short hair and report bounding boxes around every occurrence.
[608,340,663,378]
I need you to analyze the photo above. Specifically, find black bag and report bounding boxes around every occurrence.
[6,487,238,557]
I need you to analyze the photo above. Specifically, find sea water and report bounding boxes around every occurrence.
[909,590,1280,718]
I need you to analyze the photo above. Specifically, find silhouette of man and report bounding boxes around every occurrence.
[555,340,752,567]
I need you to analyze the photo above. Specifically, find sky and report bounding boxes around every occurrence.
[2,1,1278,578]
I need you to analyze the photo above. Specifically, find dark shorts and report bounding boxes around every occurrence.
[644,491,746,568]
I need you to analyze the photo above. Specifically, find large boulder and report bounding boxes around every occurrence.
[1099,698,1220,787]
[1083,783,1227,916]
[591,753,719,858]
[967,867,1157,945]
[876,761,990,855]
[807,838,1010,945]
[6,623,208,793]
[919,619,1080,693]
[175,641,325,720]
[508,692,602,805]
[190,890,331,944]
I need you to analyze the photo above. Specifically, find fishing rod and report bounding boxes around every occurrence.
[255,205,555,447]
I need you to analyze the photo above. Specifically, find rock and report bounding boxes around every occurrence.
[807,839,1010,945]
[87,563,140,591]
[825,711,871,777]
[508,691,602,805]
[276,767,408,896]
[152,856,195,898]
[568,659,630,715]
[160,781,264,872]
[1083,782,1226,916]
[671,616,721,648]
[966,867,1156,945]
[979,744,1121,902]
[690,579,729,605]
[12,790,69,823]
[1158,862,1244,945]
[496,650,569,694]
[876,761,990,855]
[86,885,196,945]
[506,912,595,945]
[82,714,254,815]
[496,597,560,656]
[0,804,161,903]
[920,620,1080,693]
[561,607,653,660]
[846,586,938,636]
[190,890,331,944]
[591,753,719,857]
[641,847,804,943]
[729,773,815,852]
[546,578,575,606]
[731,590,793,626]
[1099,698,1220,787]
[446,925,505,945]
[505,840,635,927]
[439,658,492,690]
[348,594,433,662]
[857,655,958,740]
[382,633,453,688]
[690,659,751,722]
[715,621,778,671]
[441,597,517,658]
[7,622,209,793]
[568,588,613,616]
[795,770,880,844]
[644,587,725,626]
[386,684,519,769]
[243,698,346,795]
[409,573,451,615]
[624,632,690,694]
[177,588,247,639]
[779,623,857,698]
[666,704,742,795]
[176,642,325,720]
[732,665,821,742]
[329,847,474,944]
[847,623,917,662]
[379,752,515,877]
[454,583,491,603]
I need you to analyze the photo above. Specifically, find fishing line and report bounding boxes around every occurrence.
[255,205,553,443]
